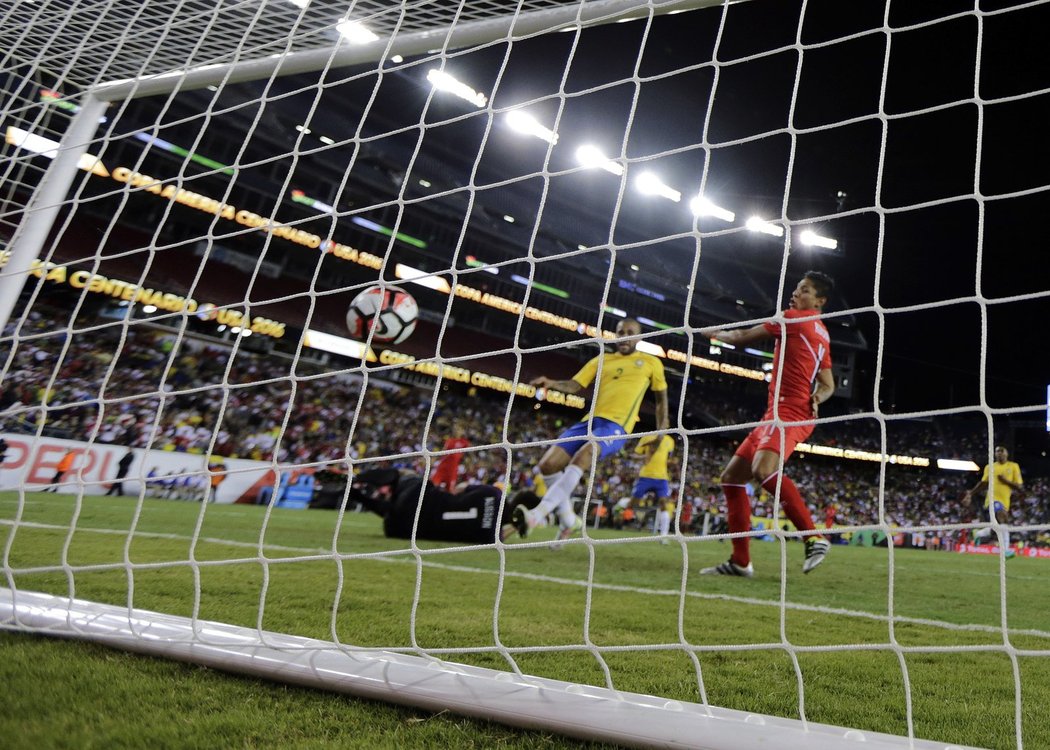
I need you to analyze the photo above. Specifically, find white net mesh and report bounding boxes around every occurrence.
[2,1,1049,748]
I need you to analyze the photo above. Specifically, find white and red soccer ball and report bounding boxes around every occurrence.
[345,285,418,345]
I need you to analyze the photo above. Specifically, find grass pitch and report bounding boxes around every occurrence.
[2,491,1048,749]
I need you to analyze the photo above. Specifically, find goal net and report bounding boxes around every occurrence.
[2,0,1048,747]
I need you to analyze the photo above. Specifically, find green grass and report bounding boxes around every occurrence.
[2,492,1048,749]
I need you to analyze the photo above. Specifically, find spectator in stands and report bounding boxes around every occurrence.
[698,272,836,577]
[965,445,1023,555]
[512,318,669,543]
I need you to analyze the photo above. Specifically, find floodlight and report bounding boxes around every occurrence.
[505,110,558,144]
[635,171,681,202]
[575,144,623,175]
[395,263,452,293]
[936,459,981,472]
[636,341,665,357]
[426,69,487,108]
[745,216,784,237]
[286,0,308,8]
[319,135,335,145]
[337,20,379,44]
[689,196,735,222]
[5,126,109,176]
[294,124,311,134]
[799,229,838,250]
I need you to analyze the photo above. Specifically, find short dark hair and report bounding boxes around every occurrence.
[803,271,835,299]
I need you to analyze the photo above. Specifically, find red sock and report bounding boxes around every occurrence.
[723,484,752,567]
[761,472,818,534]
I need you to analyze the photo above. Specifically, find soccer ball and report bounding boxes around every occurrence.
[345,285,418,345]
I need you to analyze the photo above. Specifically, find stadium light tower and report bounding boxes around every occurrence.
[505,110,558,144]
[745,216,784,237]
[689,195,735,222]
[635,171,681,202]
[426,69,488,108]
[575,144,623,175]
[799,229,838,250]
[336,20,379,44]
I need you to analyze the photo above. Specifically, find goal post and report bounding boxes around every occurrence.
[0,587,964,750]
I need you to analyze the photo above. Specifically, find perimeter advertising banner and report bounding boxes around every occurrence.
[0,433,279,505]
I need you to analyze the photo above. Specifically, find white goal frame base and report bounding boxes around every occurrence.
[1,588,970,750]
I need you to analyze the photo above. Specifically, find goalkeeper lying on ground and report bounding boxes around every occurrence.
[346,467,536,544]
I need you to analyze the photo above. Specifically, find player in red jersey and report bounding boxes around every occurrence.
[430,425,471,492]
[699,272,836,577]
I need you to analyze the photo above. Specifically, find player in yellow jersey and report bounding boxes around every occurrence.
[964,445,1023,554]
[618,434,676,541]
[513,318,669,542]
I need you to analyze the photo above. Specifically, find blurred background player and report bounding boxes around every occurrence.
[513,318,669,543]
[205,457,227,503]
[618,433,675,541]
[699,272,836,577]
[964,445,1022,556]
[430,424,470,492]
[347,466,531,544]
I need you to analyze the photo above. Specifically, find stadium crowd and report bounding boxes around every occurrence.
[2,310,1047,549]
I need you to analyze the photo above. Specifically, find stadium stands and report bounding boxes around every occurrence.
[2,307,1046,549]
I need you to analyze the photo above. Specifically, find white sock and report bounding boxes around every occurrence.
[657,510,671,536]
[536,464,584,526]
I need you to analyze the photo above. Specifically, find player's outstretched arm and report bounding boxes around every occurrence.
[699,323,771,347]
[531,375,582,393]
[963,477,988,501]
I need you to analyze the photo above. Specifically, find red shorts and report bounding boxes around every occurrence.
[734,420,814,463]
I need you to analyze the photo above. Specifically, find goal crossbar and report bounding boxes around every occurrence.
[91,0,727,101]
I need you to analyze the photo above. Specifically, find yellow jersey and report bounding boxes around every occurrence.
[636,434,674,480]
[981,460,1022,509]
[572,350,667,432]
